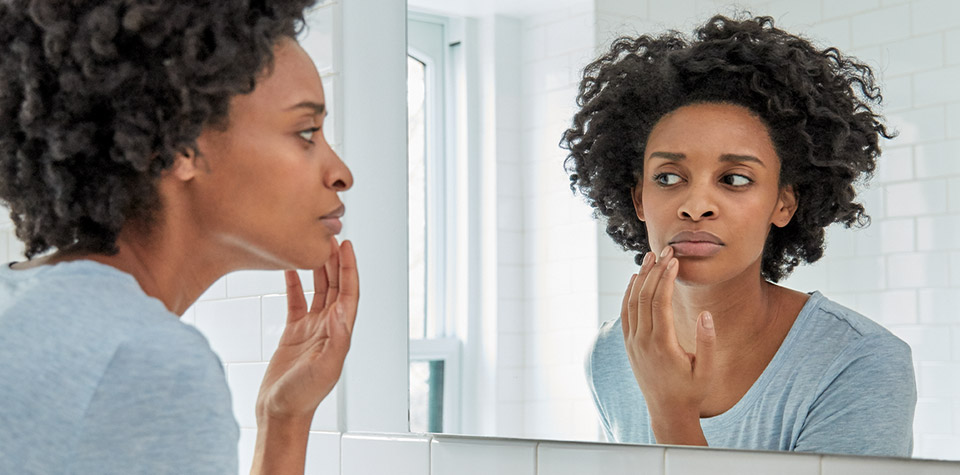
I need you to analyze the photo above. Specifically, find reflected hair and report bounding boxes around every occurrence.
[0,0,314,258]
[560,15,892,282]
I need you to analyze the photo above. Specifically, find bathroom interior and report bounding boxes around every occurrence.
[2,0,959,473]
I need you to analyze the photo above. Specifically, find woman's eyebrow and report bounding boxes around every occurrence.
[719,153,765,167]
[648,151,765,167]
[648,151,685,161]
[285,101,326,116]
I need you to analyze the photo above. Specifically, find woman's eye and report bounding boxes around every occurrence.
[722,174,752,187]
[653,173,681,186]
[299,127,321,143]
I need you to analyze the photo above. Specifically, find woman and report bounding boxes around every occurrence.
[0,1,354,473]
[562,15,916,456]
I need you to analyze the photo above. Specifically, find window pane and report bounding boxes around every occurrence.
[408,56,427,340]
[409,359,445,433]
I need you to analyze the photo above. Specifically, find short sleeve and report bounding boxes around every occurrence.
[584,324,616,442]
[69,325,239,475]
[795,333,917,457]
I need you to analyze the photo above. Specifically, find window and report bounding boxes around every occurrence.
[407,12,461,434]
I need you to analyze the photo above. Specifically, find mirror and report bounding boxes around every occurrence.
[406,0,960,462]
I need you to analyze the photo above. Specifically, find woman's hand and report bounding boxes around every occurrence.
[256,237,359,422]
[249,238,358,474]
[621,245,716,445]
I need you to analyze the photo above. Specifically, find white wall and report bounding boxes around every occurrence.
[516,5,602,441]
[443,4,602,440]
[591,0,960,461]
[301,432,960,475]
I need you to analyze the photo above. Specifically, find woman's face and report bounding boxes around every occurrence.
[188,37,352,270]
[633,102,796,286]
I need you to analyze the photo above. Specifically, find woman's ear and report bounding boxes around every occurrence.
[168,147,201,182]
[772,185,798,228]
[632,185,645,222]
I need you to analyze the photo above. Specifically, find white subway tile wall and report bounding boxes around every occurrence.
[430,436,537,475]
[304,432,341,475]
[538,441,665,475]
[821,454,960,475]
[285,431,960,475]
[341,434,430,475]
[514,3,602,442]
[665,446,822,475]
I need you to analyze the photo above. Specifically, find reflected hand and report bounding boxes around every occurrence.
[256,237,359,422]
[621,246,716,445]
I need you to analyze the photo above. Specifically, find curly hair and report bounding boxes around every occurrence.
[561,15,892,282]
[0,0,315,258]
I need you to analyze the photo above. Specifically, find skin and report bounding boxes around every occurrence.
[15,38,354,474]
[623,102,809,446]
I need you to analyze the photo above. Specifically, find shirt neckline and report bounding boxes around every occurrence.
[698,290,825,429]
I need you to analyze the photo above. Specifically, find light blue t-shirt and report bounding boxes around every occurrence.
[585,291,917,457]
[0,260,238,474]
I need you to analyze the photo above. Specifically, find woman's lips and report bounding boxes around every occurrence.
[320,205,345,234]
[670,241,723,257]
[320,217,342,234]
[668,231,724,257]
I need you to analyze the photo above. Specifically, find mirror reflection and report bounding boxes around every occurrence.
[407,0,960,462]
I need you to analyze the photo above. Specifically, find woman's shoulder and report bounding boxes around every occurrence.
[792,291,912,362]
[803,292,902,337]
[0,258,222,379]
[590,317,626,358]
[585,317,632,384]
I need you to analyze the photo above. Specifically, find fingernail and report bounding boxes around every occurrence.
[667,258,677,270]
[660,246,670,259]
[702,312,714,329]
[641,253,652,266]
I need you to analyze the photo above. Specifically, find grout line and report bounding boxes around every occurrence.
[427,433,433,475]
[534,440,540,475]
[662,446,668,475]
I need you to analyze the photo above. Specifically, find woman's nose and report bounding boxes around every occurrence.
[325,147,353,191]
[677,185,718,221]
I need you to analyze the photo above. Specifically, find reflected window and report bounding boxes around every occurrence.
[408,13,461,434]
[408,55,428,340]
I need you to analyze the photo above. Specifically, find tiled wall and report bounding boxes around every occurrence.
[264,431,960,475]
[516,3,603,441]
[589,0,960,460]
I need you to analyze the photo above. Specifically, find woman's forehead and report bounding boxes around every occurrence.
[231,40,326,120]
[644,102,778,165]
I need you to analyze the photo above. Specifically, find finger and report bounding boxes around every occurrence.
[324,236,341,308]
[621,273,638,338]
[651,256,680,346]
[627,252,656,337]
[336,240,360,332]
[693,311,716,383]
[284,270,308,323]
[310,266,329,313]
[637,246,673,337]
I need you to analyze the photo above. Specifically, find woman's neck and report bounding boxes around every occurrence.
[87,232,223,316]
[17,220,233,317]
[670,262,790,356]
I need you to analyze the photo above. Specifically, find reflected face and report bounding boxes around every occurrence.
[633,102,795,285]
[190,37,352,270]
